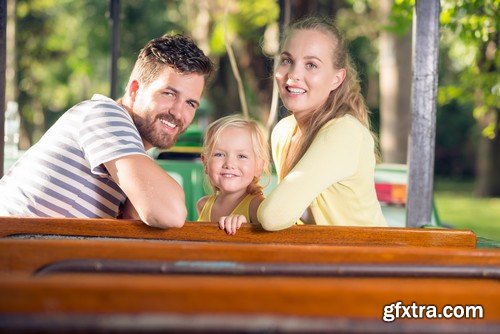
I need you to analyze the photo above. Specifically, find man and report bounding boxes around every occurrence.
[0,34,214,228]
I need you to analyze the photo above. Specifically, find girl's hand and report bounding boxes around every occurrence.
[219,215,247,235]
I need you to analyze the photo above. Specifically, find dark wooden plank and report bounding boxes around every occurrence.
[0,239,498,275]
[1,312,498,333]
[0,217,477,248]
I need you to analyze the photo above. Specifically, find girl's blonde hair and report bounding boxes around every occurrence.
[202,115,270,195]
[279,16,378,179]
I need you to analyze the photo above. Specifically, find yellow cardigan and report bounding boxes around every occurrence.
[258,115,387,230]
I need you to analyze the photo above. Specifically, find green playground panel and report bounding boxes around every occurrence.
[154,159,206,222]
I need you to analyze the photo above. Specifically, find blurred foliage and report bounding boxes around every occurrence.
[209,0,278,55]
[343,0,498,138]
[435,100,477,177]
[335,2,378,99]
[383,0,414,36]
[16,0,109,142]
[439,0,499,139]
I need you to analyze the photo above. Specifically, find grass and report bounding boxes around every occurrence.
[433,178,500,241]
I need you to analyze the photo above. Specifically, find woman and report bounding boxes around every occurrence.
[258,16,387,230]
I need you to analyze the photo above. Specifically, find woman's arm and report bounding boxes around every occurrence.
[258,117,364,231]
[249,194,265,225]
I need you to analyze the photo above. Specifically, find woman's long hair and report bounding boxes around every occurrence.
[279,16,376,179]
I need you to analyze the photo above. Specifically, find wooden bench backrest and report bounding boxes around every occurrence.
[0,273,498,322]
[0,239,498,275]
[0,217,477,248]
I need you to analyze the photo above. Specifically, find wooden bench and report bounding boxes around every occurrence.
[0,217,477,248]
[0,228,496,332]
[0,273,498,332]
[1,239,498,276]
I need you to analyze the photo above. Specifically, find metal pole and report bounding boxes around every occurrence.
[406,0,440,227]
[0,0,7,177]
[109,0,120,99]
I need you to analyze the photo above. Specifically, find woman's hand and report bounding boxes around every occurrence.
[218,215,247,235]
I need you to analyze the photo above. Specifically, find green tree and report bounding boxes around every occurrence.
[15,0,192,146]
[180,0,280,123]
[16,0,109,146]
[439,0,499,196]
[342,0,499,196]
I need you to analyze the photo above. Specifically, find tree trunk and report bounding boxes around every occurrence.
[378,0,412,164]
[475,110,500,197]
[473,34,499,197]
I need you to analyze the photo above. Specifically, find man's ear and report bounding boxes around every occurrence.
[127,80,140,105]
[330,68,347,92]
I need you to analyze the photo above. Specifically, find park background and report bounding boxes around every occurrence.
[2,0,498,240]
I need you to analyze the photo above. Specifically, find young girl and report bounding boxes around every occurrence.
[258,16,387,230]
[197,115,270,235]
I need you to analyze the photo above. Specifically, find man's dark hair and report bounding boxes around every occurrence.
[131,34,214,85]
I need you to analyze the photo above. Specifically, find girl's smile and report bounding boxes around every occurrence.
[204,126,262,196]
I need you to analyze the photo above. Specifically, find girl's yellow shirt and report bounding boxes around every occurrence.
[198,193,257,222]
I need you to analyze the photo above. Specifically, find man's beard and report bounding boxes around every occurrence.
[135,113,185,149]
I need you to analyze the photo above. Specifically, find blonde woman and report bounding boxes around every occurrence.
[258,17,387,230]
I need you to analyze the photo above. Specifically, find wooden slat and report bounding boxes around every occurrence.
[0,217,477,248]
[0,239,498,275]
[0,273,498,322]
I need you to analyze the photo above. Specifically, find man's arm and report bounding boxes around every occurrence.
[104,154,186,228]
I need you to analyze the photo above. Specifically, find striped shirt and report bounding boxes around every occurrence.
[0,94,148,218]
